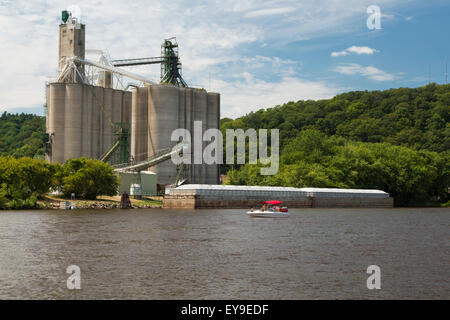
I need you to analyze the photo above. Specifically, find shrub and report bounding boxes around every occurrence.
[61,158,119,200]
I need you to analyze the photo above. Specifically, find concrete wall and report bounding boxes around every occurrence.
[46,82,132,163]
[163,195,394,209]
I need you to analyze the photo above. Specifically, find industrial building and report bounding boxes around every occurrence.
[46,11,220,191]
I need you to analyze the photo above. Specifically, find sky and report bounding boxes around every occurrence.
[0,0,449,118]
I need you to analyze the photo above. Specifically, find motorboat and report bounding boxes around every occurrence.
[247,200,289,218]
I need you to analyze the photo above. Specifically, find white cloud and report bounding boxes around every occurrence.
[381,13,395,20]
[215,75,340,118]
[333,63,395,81]
[244,7,296,18]
[331,46,378,57]
[0,0,407,116]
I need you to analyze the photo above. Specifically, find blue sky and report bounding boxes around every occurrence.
[0,0,449,118]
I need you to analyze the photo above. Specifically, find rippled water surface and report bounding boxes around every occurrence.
[0,208,448,299]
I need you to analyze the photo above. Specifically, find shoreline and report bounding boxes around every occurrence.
[38,195,163,210]
[0,195,447,211]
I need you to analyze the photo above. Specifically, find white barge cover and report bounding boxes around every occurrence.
[169,184,390,198]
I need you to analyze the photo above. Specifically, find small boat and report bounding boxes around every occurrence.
[247,200,289,218]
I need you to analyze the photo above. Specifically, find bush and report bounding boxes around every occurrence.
[61,158,119,200]
[0,157,56,208]
[8,194,40,209]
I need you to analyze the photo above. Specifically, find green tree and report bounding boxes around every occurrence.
[0,156,55,209]
[61,158,119,200]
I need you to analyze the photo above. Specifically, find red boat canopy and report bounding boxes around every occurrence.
[265,200,283,205]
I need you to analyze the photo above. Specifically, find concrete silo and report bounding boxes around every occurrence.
[147,85,182,185]
[121,92,132,125]
[131,87,148,162]
[46,83,132,163]
[63,84,83,160]
[192,89,208,184]
[129,84,220,186]
[46,83,66,163]
[81,85,92,158]
[91,86,104,159]
[102,88,114,152]
[206,92,221,184]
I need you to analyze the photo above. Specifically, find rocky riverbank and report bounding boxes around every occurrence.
[44,202,162,209]
[40,195,163,210]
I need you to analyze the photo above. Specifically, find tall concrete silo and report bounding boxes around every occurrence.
[64,84,83,160]
[206,92,221,184]
[91,86,104,159]
[102,88,114,152]
[47,83,66,163]
[131,87,148,162]
[193,89,207,183]
[81,85,92,158]
[122,92,132,125]
[147,85,182,185]
[182,88,194,182]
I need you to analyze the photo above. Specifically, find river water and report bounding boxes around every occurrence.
[0,208,448,299]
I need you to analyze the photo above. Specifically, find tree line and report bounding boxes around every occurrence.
[0,112,46,158]
[221,83,449,206]
[0,157,119,209]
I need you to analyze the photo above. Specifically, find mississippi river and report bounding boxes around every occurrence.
[0,208,448,299]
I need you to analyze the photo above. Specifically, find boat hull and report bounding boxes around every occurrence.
[247,211,290,218]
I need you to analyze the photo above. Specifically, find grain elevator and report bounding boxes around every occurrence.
[46,11,220,188]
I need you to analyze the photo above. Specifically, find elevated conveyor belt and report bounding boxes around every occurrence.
[100,140,120,162]
[111,57,165,67]
[113,143,185,173]
[60,57,158,85]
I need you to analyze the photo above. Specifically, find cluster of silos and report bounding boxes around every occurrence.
[131,84,220,185]
[46,83,131,163]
